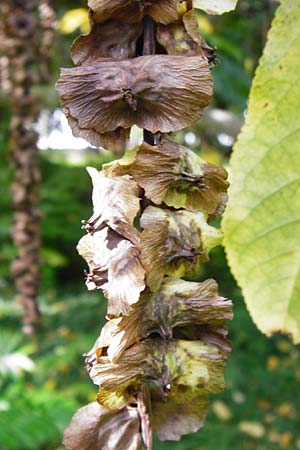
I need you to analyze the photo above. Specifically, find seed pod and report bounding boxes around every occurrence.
[59,0,233,446]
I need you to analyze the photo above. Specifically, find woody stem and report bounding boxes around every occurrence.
[142,15,156,146]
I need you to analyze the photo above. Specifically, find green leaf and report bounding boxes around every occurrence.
[194,0,238,15]
[222,0,300,342]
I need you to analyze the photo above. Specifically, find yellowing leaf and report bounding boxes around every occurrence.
[194,0,238,15]
[60,8,89,34]
[223,0,300,343]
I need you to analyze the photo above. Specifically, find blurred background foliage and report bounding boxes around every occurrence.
[1,1,300,449]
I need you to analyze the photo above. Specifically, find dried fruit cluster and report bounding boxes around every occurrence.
[0,0,56,333]
[58,2,233,449]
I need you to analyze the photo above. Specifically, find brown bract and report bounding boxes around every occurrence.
[88,337,229,410]
[56,55,212,147]
[77,229,145,317]
[128,138,229,220]
[103,277,232,361]
[63,402,142,450]
[69,114,130,151]
[87,338,173,409]
[88,0,180,25]
[71,19,142,65]
[83,166,140,244]
[174,324,232,357]
[140,206,222,290]
[152,390,209,441]
[156,10,205,56]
